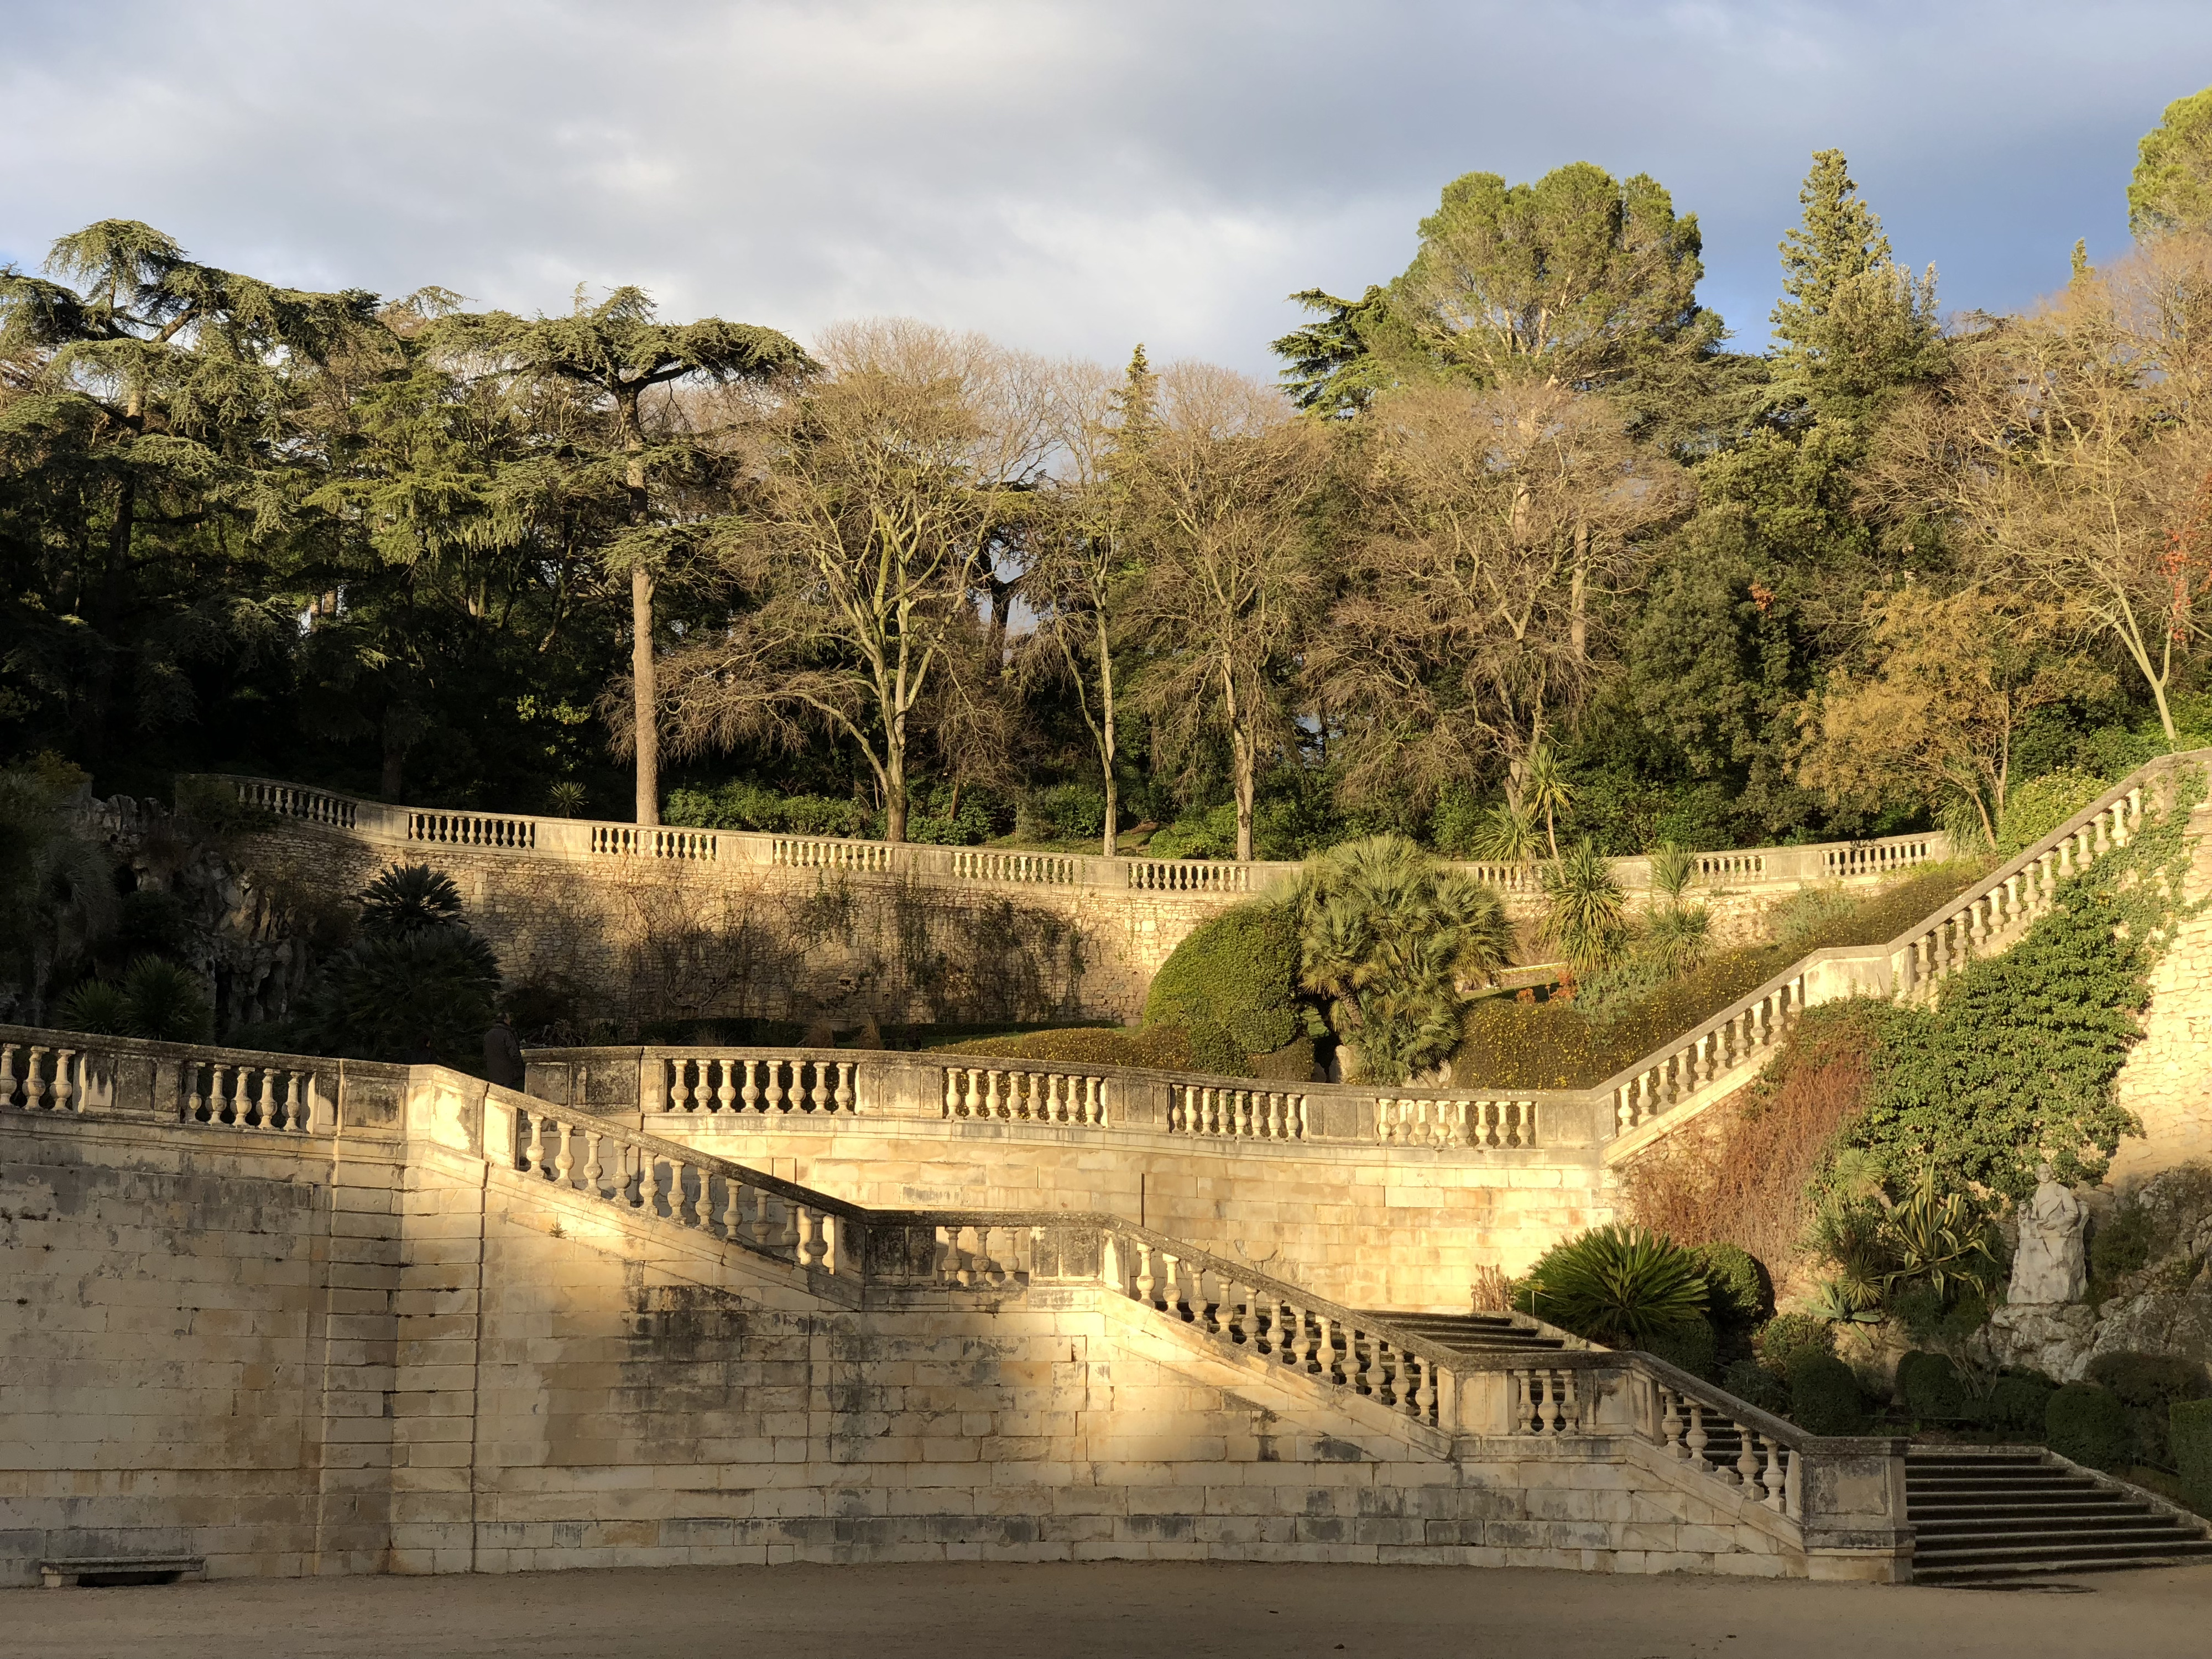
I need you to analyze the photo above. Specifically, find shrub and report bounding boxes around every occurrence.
[54,978,132,1035]
[1248,1035,1316,1082]
[1692,1244,1773,1332]
[1754,1313,1835,1375]
[2046,1383,2133,1473]
[54,956,213,1044]
[1021,783,1107,844]
[1144,905,1302,1062]
[2091,1204,2157,1281]
[1642,1316,1719,1381]
[1989,1373,2059,1437]
[1538,838,1628,976]
[357,864,465,935]
[2087,1352,2211,1468]
[1789,1353,1867,1436]
[1995,770,2108,860]
[1510,1225,1710,1346]
[2173,1399,2212,1516]
[300,927,502,1064]
[1721,1359,1793,1418]
[1898,1350,1969,1422]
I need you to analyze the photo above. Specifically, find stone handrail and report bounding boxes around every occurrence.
[1593,752,2200,1154]
[523,1042,1603,1150]
[0,1023,385,1132]
[187,772,1947,899]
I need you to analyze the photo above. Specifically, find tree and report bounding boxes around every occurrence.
[658,321,1052,842]
[1019,347,1151,854]
[1310,382,1684,812]
[1770,150,1944,410]
[1794,587,2110,842]
[2130,85,2212,237]
[1271,286,1425,415]
[1867,238,2212,743]
[1120,371,1326,862]
[430,289,811,824]
[0,220,372,765]
[1393,163,1724,395]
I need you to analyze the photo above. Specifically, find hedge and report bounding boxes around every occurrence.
[2173,1399,2212,1516]
[1789,1353,1867,1436]
[2046,1383,2132,1474]
[1142,904,1302,1060]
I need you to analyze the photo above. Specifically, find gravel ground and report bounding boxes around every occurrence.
[9,1560,2212,1659]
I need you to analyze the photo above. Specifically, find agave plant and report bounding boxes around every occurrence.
[1880,1167,2004,1301]
[1289,835,1512,1083]
[1511,1224,1712,1347]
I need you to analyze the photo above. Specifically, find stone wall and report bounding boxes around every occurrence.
[0,1094,1848,1584]
[2107,805,2212,1188]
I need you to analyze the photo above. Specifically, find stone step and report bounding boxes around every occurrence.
[1914,1517,2195,1543]
[1912,1501,2153,1525]
[1913,1536,2212,1571]
[1908,1477,2103,1498]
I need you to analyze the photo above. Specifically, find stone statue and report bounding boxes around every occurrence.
[2008,1164,2088,1306]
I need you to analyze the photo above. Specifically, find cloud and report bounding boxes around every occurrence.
[3,0,2207,373]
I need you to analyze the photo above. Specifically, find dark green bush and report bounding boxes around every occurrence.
[1511,1225,1710,1346]
[1693,1244,1773,1331]
[1898,1350,1969,1423]
[1989,1373,2059,1438]
[1755,1313,1834,1374]
[2173,1399,2212,1516]
[1642,1316,1719,1381]
[1721,1359,1793,1418]
[2090,1206,2157,1281]
[2087,1352,2211,1468]
[1790,1353,1867,1436]
[2046,1383,2132,1474]
[54,955,213,1044]
[1248,1035,1317,1082]
[1144,905,1302,1061]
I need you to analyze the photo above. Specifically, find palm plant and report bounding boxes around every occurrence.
[545,780,589,818]
[1466,801,1540,865]
[1538,837,1627,977]
[1521,742,1573,860]
[1289,835,1512,1083]
[1641,841,1712,974]
[53,956,213,1043]
[1511,1224,1712,1346]
[357,863,466,936]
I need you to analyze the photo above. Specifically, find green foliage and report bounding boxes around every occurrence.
[2129,85,2212,235]
[1754,1313,1835,1375]
[1788,1352,1867,1436]
[1989,1373,2059,1437]
[1642,1317,1719,1381]
[1899,1350,1970,1422]
[56,956,214,1043]
[2173,1399,2212,1516]
[932,1022,1207,1073]
[1510,1224,1711,1347]
[1844,778,2204,1200]
[1538,839,1627,976]
[2091,1204,2158,1281]
[2046,1383,2132,1475]
[1020,783,1107,844]
[1143,904,1301,1063]
[1288,836,1511,1083]
[1721,1359,1793,1418]
[665,782,871,839]
[53,978,132,1035]
[1692,1243,1773,1331]
[357,863,464,936]
[2086,1352,2210,1469]
[1994,770,2107,860]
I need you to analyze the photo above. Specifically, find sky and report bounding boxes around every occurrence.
[2,1,2208,378]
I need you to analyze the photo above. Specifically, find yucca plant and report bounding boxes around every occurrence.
[545,780,589,818]
[51,956,213,1044]
[54,978,132,1035]
[1521,742,1573,860]
[1467,801,1540,865]
[357,863,466,937]
[1511,1224,1712,1347]
[1538,838,1627,977]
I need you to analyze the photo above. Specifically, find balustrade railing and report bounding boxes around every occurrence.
[234,779,358,829]
[408,810,537,851]
[663,1053,855,1115]
[1123,858,1253,894]
[771,836,898,873]
[1168,1083,1308,1140]
[951,848,1079,885]
[941,1064,1110,1125]
[1376,1095,1538,1149]
[1,1026,331,1131]
[1609,973,1807,1139]
[0,1039,89,1113]
[592,825,719,860]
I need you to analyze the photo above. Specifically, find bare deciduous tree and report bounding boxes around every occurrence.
[656,320,1052,842]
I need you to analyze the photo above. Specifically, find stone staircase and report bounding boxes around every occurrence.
[1906,1448,2212,1584]
[1361,1311,1571,1358]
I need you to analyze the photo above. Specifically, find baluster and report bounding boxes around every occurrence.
[984,1070,1003,1119]
[835,1062,854,1112]
[1159,1253,1183,1318]
[763,1061,785,1112]
[1735,1428,1761,1491]
[1783,1449,1802,1519]
[797,1208,824,1269]
[719,1170,744,1239]
[522,1112,546,1173]
[1312,1310,1339,1379]
[806,1062,826,1113]
[1686,1401,1709,1471]
[1400,1349,1425,1419]
[49,1050,79,1113]
[714,1061,736,1114]
[1086,1076,1104,1125]
[669,1061,690,1113]
[779,1196,802,1261]
[1135,1243,1156,1307]
[1416,1356,1438,1426]
[963,1068,981,1118]
[637,1147,662,1214]
[1661,1389,1686,1458]
[553,1120,576,1186]
[742,1060,761,1110]
[0,1044,15,1109]
[583,1129,606,1198]
[682,1160,706,1227]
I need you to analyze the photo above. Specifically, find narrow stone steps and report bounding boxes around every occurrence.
[1364,1312,1565,1353]
[1905,1448,2212,1585]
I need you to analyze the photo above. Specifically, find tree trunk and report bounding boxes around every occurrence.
[885,739,908,843]
[1097,614,1119,858]
[1233,729,1256,863]
[1569,517,1589,664]
[622,390,659,826]
[631,563,659,825]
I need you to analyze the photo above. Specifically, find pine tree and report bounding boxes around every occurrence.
[1772,150,1891,358]
[1770,151,1941,408]
[2129,85,2212,236]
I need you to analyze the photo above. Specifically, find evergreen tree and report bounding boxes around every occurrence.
[2128,85,2212,236]
[1769,151,1943,409]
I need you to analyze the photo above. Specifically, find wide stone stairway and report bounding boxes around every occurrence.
[1360,1311,1571,1358]
[1906,1448,2212,1584]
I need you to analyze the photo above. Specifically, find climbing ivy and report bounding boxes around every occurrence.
[1842,770,2205,1201]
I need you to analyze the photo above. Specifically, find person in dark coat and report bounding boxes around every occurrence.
[483,1011,524,1090]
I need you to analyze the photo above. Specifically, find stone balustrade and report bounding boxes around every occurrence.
[941,1063,1110,1125]
[1168,1082,1308,1140]
[1,1026,332,1132]
[1378,1094,1539,1149]
[663,1052,857,1116]
[187,771,1952,899]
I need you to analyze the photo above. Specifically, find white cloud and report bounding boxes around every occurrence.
[3,0,2208,373]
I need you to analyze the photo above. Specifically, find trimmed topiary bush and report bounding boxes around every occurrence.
[2087,1352,2211,1468]
[1754,1313,1834,1374]
[1989,1373,2059,1438]
[1899,1350,1970,1423]
[1721,1359,1792,1418]
[1143,905,1302,1062]
[2173,1399,2212,1517]
[2046,1383,2133,1474]
[1789,1353,1867,1436]
[1692,1244,1773,1332]
[1643,1317,1719,1381]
